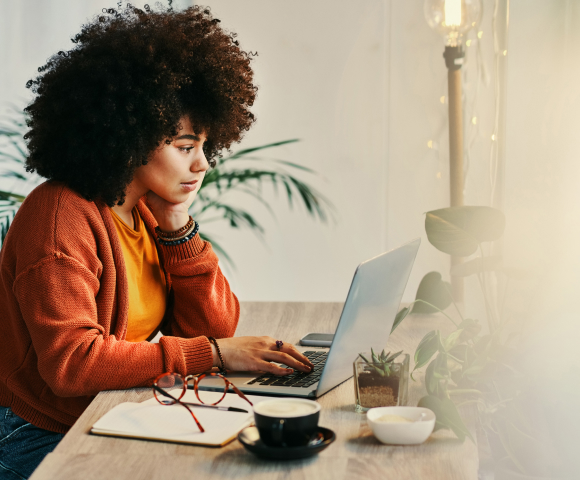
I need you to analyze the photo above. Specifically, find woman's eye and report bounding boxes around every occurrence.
[178,146,194,153]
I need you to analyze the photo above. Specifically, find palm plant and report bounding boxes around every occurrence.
[191,139,333,266]
[0,108,39,240]
[0,109,334,265]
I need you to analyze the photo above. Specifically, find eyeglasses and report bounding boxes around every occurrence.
[152,372,254,433]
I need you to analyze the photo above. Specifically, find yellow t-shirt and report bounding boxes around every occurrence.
[109,207,167,342]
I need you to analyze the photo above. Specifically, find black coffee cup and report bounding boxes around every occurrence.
[253,399,321,448]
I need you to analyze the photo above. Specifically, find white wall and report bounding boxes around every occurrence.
[196,0,391,301]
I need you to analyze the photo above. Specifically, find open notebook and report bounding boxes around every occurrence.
[91,390,273,447]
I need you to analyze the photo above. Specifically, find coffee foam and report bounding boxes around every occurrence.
[254,400,319,418]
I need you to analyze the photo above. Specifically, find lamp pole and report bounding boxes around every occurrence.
[444,45,465,301]
[425,0,482,303]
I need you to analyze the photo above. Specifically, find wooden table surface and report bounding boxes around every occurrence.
[30,302,479,480]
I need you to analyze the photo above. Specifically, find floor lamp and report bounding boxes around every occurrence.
[424,0,482,302]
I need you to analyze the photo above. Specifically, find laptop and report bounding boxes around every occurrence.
[200,238,420,398]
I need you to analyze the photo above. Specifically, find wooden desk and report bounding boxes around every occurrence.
[30,302,479,480]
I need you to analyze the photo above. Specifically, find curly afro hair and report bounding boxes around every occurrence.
[24,2,257,206]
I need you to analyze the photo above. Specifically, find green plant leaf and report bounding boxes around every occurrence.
[391,306,410,332]
[411,272,452,314]
[462,352,489,380]
[443,329,464,351]
[417,395,473,442]
[359,353,370,364]
[450,256,503,277]
[425,360,439,395]
[386,350,403,363]
[440,397,474,442]
[457,319,481,342]
[417,395,447,432]
[223,139,300,160]
[425,206,506,257]
[413,331,440,373]
[448,344,468,360]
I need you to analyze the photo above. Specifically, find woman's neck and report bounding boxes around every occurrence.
[111,182,145,229]
[111,203,136,229]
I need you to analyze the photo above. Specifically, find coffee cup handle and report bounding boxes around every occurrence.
[271,419,285,444]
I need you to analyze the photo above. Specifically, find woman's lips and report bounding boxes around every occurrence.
[180,180,198,192]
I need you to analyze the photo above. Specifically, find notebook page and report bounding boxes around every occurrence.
[91,392,274,446]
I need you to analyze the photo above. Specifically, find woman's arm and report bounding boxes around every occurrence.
[13,253,214,397]
[144,188,313,375]
[158,235,240,340]
[158,238,314,375]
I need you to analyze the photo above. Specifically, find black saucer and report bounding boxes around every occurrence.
[238,426,336,460]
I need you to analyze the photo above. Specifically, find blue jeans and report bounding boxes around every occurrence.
[0,407,64,480]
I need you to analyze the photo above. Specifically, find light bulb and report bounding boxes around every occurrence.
[424,0,482,46]
[445,0,462,27]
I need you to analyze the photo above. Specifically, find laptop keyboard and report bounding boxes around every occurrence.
[246,351,327,388]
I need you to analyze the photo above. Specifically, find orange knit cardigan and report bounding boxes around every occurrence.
[0,182,239,433]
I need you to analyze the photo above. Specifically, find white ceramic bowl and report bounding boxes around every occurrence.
[367,406,436,445]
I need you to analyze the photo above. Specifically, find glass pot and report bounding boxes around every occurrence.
[353,353,409,413]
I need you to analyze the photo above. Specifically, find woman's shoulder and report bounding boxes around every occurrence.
[4,181,109,274]
[22,181,98,216]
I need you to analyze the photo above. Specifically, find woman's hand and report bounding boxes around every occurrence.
[213,336,314,375]
[146,190,196,233]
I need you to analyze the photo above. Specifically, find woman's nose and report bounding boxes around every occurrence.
[192,148,209,172]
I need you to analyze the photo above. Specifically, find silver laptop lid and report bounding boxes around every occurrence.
[315,238,420,397]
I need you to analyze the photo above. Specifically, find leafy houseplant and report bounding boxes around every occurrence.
[0,109,334,264]
[393,206,561,477]
[354,348,409,412]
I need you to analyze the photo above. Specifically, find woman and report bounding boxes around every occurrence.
[0,4,312,478]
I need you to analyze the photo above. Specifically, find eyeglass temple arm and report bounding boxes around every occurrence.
[228,382,254,406]
[153,385,181,403]
[153,385,205,433]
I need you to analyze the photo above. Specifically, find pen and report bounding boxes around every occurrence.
[181,402,249,413]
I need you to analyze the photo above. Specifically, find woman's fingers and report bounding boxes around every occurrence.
[280,344,314,369]
[266,337,314,369]
[258,360,295,376]
[264,351,312,373]
[216,336,315,375]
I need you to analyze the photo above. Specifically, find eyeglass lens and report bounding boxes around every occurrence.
[155,374,185,405]
[195,375,229,405]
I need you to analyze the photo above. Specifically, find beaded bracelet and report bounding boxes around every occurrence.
[157,220,199,246]
[155,216,194,239]
[157,221,196,243]
[207,336,226,374]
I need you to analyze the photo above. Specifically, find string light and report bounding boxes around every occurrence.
[428,140,434,148]
[436,172,442,179]
[440,96,446,104]
[477,31,483,39]
[471,117,477,125]
[491,134,496,141]
[466,39,472,47]
[502,50,507,56]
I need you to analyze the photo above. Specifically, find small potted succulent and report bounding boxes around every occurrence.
[353,349,409,412]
